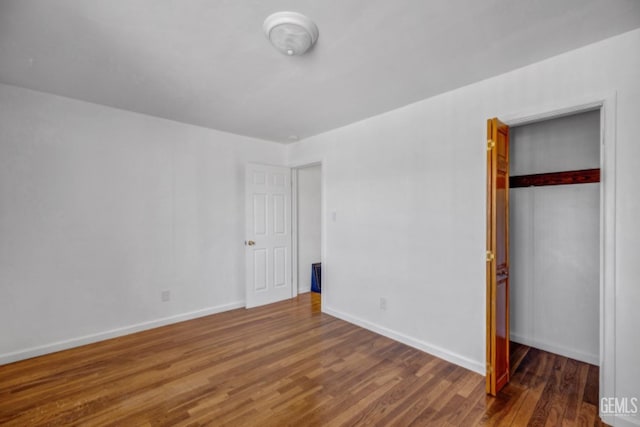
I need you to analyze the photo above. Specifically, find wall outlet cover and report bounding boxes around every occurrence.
[161,290,171,302]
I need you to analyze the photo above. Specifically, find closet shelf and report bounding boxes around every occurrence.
[510,168,600,188]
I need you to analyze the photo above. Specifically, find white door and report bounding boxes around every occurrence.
[245,163,292,308]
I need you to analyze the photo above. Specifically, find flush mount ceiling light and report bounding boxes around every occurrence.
[263,12,319,56]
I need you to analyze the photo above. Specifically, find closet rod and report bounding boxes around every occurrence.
[510,168,600,188]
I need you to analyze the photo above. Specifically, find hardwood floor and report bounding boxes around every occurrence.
[0,293,605,426]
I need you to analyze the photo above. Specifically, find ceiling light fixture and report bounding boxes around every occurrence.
[263,12,319,56]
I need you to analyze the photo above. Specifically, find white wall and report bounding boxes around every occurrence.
[297,165,322,293]
[287,29,640,426]
[0,83,286,364]
[2,28,639,427]
[509,111,600,364]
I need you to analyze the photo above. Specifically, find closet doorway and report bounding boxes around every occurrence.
[509,110,600,368]
[486,109,602,396]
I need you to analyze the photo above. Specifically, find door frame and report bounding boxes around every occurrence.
[290,161,326,307]
[488,92,616,415]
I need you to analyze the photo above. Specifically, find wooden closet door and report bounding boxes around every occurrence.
[486,117,510,396]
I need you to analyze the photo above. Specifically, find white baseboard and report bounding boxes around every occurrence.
[323,306,484,375]
[0,301,245,366]
[606,415,640,427]
[510,332,599,365]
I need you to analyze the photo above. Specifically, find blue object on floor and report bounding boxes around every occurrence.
[311,262,321,293]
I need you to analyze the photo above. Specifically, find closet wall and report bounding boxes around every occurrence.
[509,110,600,364]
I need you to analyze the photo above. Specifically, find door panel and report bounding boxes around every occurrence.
[486,118,510,395]
[254,249,268,291]
[245,163,292,308]
[273,246,287,287]
[273,194,286,234]
[253,194,267,235]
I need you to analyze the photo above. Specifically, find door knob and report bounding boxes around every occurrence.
[246,240,256,246]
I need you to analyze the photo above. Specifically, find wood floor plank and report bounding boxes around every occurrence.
[0,294,606,426]
[563,364,590,426]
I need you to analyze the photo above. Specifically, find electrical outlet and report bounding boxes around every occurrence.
[379,297,387,311]
[161,290,171,302]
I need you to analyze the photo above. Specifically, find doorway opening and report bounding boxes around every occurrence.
[509,110,600,370]
[486,95,616,413]
[292,163,323,310]
[505,111,603,417]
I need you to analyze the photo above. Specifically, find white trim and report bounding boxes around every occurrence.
[325,306,484,374]
[320,159,327,309]
[510,333,598,365]
[501,100,602,127]
[496,91,617,421]
[599,94,617,419]
[606,415,640,427]
[0,301,245,366]
[291,168,299,297]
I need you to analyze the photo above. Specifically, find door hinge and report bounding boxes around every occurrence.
[486,250,495,262]
[487,139,496,151]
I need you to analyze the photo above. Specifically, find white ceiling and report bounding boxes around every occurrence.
[1,1,639,143]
